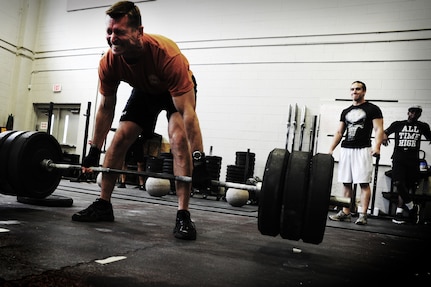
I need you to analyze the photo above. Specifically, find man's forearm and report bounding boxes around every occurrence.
[91,98,115,149]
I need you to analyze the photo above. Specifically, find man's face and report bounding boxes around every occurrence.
[408,109,421,121]
[350,83,366,102]
[105,15,142,56]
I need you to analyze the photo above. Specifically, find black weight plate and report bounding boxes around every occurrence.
[280,151,311,241]
[258,148,289,236]
[226,165,245,172]
[0,130,15,145]
[0,131,16,180]
[0,131,16,195]
[8,131,63,198]
[226,169,246,176]
[302,153,334,244]
[206,155,222,163]
[0,131,27,195]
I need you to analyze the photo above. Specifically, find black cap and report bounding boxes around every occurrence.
[408,105,422,112]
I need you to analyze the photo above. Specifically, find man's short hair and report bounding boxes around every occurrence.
[351,80,367,91]
[106,1,142,29]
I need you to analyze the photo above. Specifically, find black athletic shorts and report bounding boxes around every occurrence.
[391,157,420,189]
[120,75,197,138]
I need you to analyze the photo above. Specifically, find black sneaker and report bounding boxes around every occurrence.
[408,204,420,224]
[173,210,197,240]
[117,182,126,188]
[72,198,114,222]
[139,185,146,191]
[392,212,406,224]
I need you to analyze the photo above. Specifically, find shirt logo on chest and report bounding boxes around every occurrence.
[148,74,161,86]
[398,125,421,148]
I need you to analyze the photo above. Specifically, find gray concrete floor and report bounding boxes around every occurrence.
[1,179,430,287]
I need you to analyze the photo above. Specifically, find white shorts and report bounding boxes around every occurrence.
[338,147,373,184]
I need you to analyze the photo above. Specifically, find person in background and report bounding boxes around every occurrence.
[117,133,161,190]
[328,81,384,225]
[72,1,211,241]
[383,105,431,224]
[117,134,144,189]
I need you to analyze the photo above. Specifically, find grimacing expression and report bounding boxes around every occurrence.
[105,15,142,56]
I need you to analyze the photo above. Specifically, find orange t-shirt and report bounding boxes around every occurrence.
[98,33,194,97]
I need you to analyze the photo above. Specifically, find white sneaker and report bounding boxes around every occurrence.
[355,213,367,225]
[329,210,352,222]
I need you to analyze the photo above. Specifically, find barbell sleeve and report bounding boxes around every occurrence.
[40,159,260,192]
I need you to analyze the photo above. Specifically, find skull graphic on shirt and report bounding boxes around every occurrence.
[345,108,366,141]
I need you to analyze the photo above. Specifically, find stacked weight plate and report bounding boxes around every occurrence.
[159,152,175,193]
[0,130,63,198]
[258,148,334,244]
[203,155,223,200]
[235,151,255,179]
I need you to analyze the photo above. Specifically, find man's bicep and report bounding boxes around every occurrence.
[172,88,196,114]
[373,118,384,130]
[99,93,117,110]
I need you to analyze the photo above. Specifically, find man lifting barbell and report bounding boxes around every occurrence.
[0,1,347,245]
[72,1,212,241]
[0,128,337,245]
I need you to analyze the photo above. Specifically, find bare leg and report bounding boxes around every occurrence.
[342,183,352,214]
[119,162,127,185]
[100,121,142,202]
[359,183,371,214]
[137,161,146,187]
[393,181,409,208]
[168,113,192,211]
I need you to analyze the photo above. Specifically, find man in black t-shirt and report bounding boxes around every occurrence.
[383,105,431,224]
[328,81,384,225]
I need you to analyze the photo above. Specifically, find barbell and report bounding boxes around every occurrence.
[42,159,261,192]
[0,130,344,245]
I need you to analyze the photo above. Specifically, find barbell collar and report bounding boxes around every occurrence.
[40,159,260,192]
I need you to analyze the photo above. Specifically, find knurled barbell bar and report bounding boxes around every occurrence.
[41,159,261,192]
[0,130,345,245]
